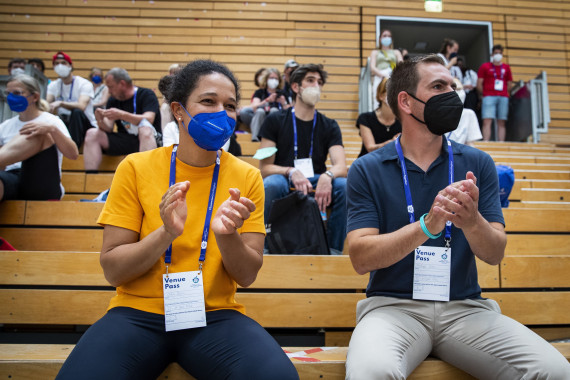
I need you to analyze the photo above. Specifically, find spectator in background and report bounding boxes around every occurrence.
[437,38,459,70]
[237,68,266,131]
[0,74,78,202]
[282,59,298,104]
[7,58,26,76]
[370,30,403,109]
[46,51,97,148]
[446,79,482,146]
[259,64,348,253]
[89,67,109,110]
[452,57,479,113]
[158,74,174,131]
[83,67,161,172]
[477,44,513,142]
[27,58,45,74]
[355,77,401,158]
[240,68,290,141]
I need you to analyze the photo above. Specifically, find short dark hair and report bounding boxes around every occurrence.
[492,44,503,53]
[158,75,175,98]
[167,59,240,106]
[27,58,45,72]
[8,58,25,70]
[289,63,328,101]
[387,54,444,120]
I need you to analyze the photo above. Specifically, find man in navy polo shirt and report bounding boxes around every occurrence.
[345,55,570,379]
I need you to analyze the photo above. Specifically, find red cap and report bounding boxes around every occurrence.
[52,51,72,65]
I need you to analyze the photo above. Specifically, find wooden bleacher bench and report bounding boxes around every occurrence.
[0,252,568,379]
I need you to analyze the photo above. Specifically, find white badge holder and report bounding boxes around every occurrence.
[494,79,504,92]
[294,158,314,178]
[412,246,451,301]
[163,271,207,331]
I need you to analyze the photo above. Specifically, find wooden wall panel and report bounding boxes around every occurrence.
[0,0,567,150]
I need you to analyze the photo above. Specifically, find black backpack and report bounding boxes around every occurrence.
[265,191,330,255]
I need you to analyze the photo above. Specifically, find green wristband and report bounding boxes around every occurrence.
[420,213,441,239]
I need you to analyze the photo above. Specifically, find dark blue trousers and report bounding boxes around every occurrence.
[56,307,299,380]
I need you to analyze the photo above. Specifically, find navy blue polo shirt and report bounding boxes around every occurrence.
[346,138,504,300]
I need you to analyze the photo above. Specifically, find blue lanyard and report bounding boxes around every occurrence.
[132,87,138,114]
[292,107,317,160]
[395,136,454,244]
[491,64,504,80]
[59,77,74,101]
[165,145,221,272]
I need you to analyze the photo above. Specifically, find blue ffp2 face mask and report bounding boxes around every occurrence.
[7,93,30,112]
[179,104,235,151]
[91,75,102,84]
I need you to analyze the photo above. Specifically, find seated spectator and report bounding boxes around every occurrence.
[446,79,482,146]
[83,67,161,172]
[345,54,570,380]
[27,58,46,74]
[259,63,348,253]
[282,59,299,104]
[7,58,25,76]
[46,51,97,148]
[158,74,174,131]
[89,67,110,110]
[0,74,78,202]
[240,68,290,141]
[237,68,265,131]
[55,59,298,380]
[355,77,401,157]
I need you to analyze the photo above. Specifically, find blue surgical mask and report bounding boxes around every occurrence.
[7,92,30,112]
[91,75,102,84]
[179,104,235,151]
[381,37,392,47]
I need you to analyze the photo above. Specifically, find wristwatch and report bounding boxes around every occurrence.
[324,170,335,180]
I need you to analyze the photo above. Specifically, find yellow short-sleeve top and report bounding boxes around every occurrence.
[97,146,266,315]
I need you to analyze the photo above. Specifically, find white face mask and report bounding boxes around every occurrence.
[54,63,72,78]
[300,86,321,107]
[267,78,279,90]
[492,53,503,63]
[381,37,392,47]
[10,67,25,76]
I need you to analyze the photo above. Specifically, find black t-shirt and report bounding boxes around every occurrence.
[106,86,161,134]
[355,111,402,157]
[252,88,289,109]
[259,108,343,174]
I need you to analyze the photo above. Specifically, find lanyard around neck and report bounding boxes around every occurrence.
[491,64,504,80]
[165,145,221,272]
[59,77,75,101]
[394,136,454,244]
[132,87,138,114]
[292,107,317,160]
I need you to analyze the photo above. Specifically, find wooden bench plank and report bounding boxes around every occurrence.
[501,256,570,288]
[504,209,570,232]
[2,290,569,326]
[0,228,103,251]
[0,201,25,225]
[506,234,570,255]
[23,202,103,226]
[62,155,125,172]
[520,188,570,202]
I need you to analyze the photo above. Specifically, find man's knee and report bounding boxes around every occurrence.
[332,177,347,200]
[138,127,157,150]
[263,174,289,195]
[346,359,404,380]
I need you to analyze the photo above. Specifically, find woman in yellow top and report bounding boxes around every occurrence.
[56,60,299,380]
[369,29,403,109]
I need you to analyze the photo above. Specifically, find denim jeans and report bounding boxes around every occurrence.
[263,173,347,252]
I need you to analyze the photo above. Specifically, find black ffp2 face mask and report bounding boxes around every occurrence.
[406,91,463,136]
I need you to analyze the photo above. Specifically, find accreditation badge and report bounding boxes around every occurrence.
[412,246,451,302]
[163,271,206,331]
[294,158,315,178]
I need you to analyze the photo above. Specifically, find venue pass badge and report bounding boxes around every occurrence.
[163,271,206,331]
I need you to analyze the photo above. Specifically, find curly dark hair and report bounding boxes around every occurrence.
[289,63,328,101]
[166,59,240,106]
[157,75,174,97]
